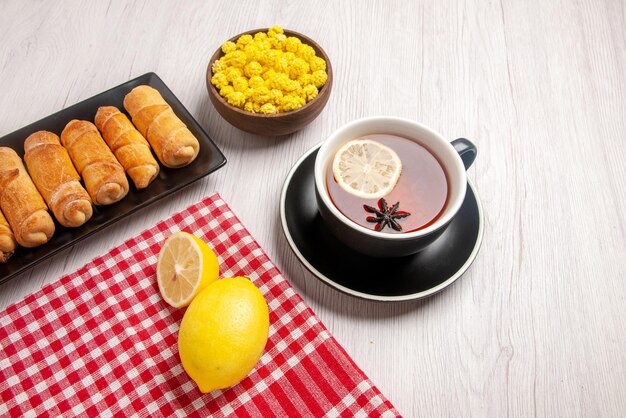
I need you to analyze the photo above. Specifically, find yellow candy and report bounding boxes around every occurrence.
[302,84,318,102]
[283,79,301,93]
[274,54,291,73]
[252,86,271,104]
[232,77,249,92]
[211,72,229,89]
[248,76,264,89]
[257,39,272,51]
[281,94,303,112]
[224,67,243,82]
[309,56,326,72]
[311,70,327,88]
[215,26,325,113]
[268,72,289,90]
[289,58,310,80]
[297,44,316,62]
[219,85,235,97]
[269,88,283,105]
[298,73,313,86]
[244,61,263,77]
[236,34,253,49]
[244,43,263,63]
[212,58,228,74]
[285,36,302,53]
[260,103,277,114]
[244,101,256,113]
[260,49,281,67]
[221,41,237,54]
[270,33,287,50]
[262,69,277,81]
[227,91,246,108]
[223,50,247,68]
[268,25,284,37]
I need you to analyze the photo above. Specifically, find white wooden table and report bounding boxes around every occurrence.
[2,1,625,416]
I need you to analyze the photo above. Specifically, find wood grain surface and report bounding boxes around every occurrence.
[1,1,625,416]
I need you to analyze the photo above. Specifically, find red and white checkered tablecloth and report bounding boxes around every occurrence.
[0,193,400,417]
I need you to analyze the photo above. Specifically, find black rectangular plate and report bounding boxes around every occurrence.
[0,72,227,285]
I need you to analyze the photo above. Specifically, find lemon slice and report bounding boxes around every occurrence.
[157,231,219,308]
[332,139,402,199]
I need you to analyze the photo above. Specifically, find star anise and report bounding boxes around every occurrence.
[363,198,411,232]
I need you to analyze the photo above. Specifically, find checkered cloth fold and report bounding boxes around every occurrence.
[0,194,400,417]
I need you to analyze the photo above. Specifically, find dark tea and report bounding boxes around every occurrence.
[326,134,448,233]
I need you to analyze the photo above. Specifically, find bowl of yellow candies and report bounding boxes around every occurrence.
[207,26,332,136]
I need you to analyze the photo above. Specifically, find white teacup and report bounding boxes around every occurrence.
[314,116,476,257]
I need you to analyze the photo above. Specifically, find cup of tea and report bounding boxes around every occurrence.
[314,116,476,257]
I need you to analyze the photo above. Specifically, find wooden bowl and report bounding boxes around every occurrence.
[206,28,333,137]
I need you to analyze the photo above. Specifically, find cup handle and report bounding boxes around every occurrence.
[451,138,477,170]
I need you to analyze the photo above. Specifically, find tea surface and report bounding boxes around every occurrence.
[326,134,448,233]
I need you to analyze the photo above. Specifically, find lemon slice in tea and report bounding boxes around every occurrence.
[157,231,219,308]
[332,139,402,199]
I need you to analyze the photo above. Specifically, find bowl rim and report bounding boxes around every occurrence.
[206,27,333,119]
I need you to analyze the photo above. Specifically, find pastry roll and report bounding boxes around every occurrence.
[123,85,199,168]
[24,131,93,227]
[0,147,55,248]
[60,120,129,205]
[0,208,16,263]
[94,106,159,189]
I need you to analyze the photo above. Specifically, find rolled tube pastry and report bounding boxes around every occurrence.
[123,85,199,168]
[60,120,129,205]
[0,208,16,262]
[0,147,55,248]
[94,106,159,189]
[24,131,93,227]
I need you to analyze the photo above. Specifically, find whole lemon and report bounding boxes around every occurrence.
[178,276,270,393]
